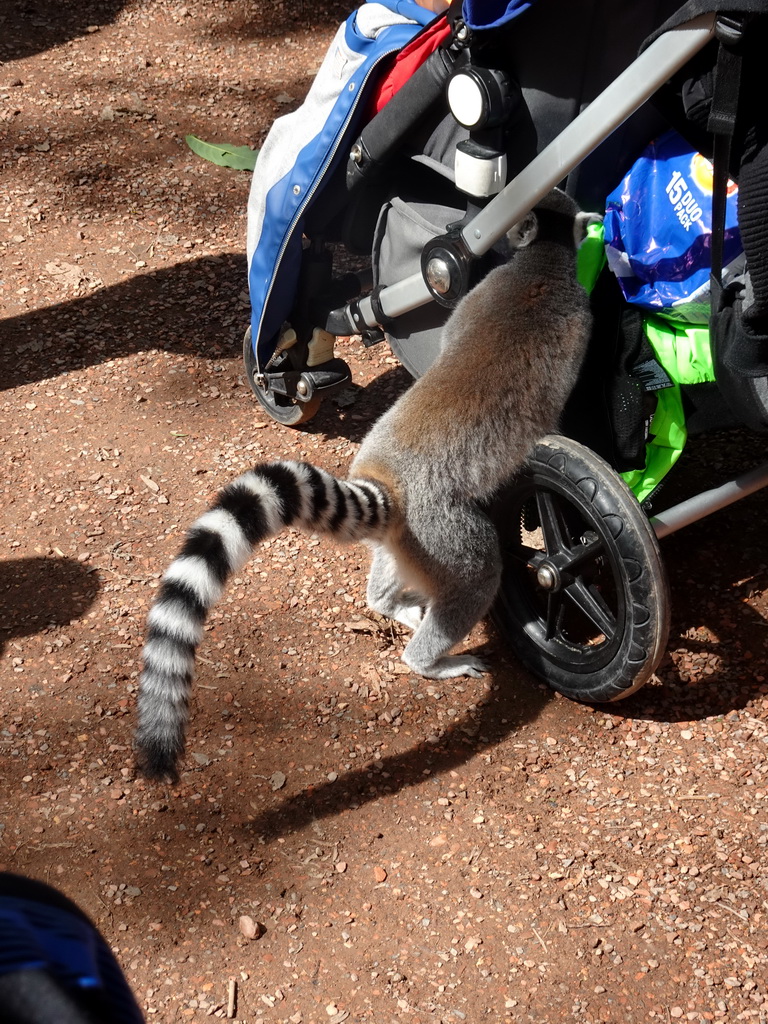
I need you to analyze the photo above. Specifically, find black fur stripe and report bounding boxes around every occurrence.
[180,528,230,583]
[328,479,349,534]
[156,579,207,623]
[216,480,276,546]
[257,463,304,525]
[354,481,382,529]
[301,462,330,523]
[146,627,196,663]
[344,485,364,527]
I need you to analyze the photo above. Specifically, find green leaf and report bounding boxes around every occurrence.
[185,135,259,171]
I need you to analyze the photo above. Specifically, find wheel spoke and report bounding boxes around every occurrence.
[536,490,570,556]
[544,591,565,641]
[508,543,547,569]
[563,579,616,639]
[560,534,604,573]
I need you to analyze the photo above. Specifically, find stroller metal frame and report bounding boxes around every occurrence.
[652,459,768,537]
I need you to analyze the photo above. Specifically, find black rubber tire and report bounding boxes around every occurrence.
[491,435,670,703]
[243,328,321,426]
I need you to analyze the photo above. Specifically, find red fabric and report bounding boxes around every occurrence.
[368,15,452,115]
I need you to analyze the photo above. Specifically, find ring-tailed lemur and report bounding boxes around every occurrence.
[136,188,592,780]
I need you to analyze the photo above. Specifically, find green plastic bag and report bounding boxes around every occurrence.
[577,219,715,504]
[621,318,715,503]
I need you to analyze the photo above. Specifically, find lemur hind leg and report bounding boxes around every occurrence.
[366,543,426,631]
[400,504,501,679]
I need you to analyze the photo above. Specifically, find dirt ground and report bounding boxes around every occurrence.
[2,2,768,1022]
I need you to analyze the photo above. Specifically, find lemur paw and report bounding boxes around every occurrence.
[408,654,488,679]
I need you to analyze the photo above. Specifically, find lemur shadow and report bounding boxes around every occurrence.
[0,557,100,655]
[0,254,246,392]
[238,633,552,844]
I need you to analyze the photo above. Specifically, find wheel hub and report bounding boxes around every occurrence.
[535,562,561,591]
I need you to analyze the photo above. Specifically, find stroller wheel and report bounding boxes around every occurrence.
[491,435,670,703]
[243,328,321,426]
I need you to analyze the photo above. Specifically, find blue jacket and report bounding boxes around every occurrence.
[246,1,433,369]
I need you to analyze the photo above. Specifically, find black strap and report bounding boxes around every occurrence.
[708,15,746,304]
[446,0,471,46]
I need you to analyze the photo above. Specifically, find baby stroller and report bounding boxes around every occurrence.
[243,0,768,703]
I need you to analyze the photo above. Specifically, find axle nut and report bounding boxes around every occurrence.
[536,564,557,590]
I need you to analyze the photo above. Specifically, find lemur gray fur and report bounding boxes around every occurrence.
[136,188,592,781]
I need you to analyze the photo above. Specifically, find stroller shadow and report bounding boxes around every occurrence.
[241,629,551,843]
[305,364,413,443]
[1,0,349,62]
[0,557,100,656]
[0,254,246,391]
[211,0,354,42]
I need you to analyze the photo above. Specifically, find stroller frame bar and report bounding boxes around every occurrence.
[651,462,768,539]
[353,12,717,330]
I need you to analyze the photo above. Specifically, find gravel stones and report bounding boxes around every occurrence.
[2,1,768,1021]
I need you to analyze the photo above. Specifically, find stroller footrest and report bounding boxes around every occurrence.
[264,359,352,403]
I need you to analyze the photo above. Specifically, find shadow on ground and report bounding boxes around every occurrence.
[0,0,350,62]
[0,0,128,61]
[240,639,552,843]
[208,0,353,42]
[0,556,101,655]
[0,254,246,390]
[605,429,768,724]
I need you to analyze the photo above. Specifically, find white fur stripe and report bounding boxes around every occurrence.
[139,671,189,706]
[234,471,284,535]
[336,483,361,541]
[143,636,196,679]
[164,555,224,607]
[148,600,204,645]
[194,507,252,572]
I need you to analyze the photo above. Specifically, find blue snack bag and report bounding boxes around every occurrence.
[603,129,744,323]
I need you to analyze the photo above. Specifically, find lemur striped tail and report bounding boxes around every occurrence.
[136,460,391,781]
